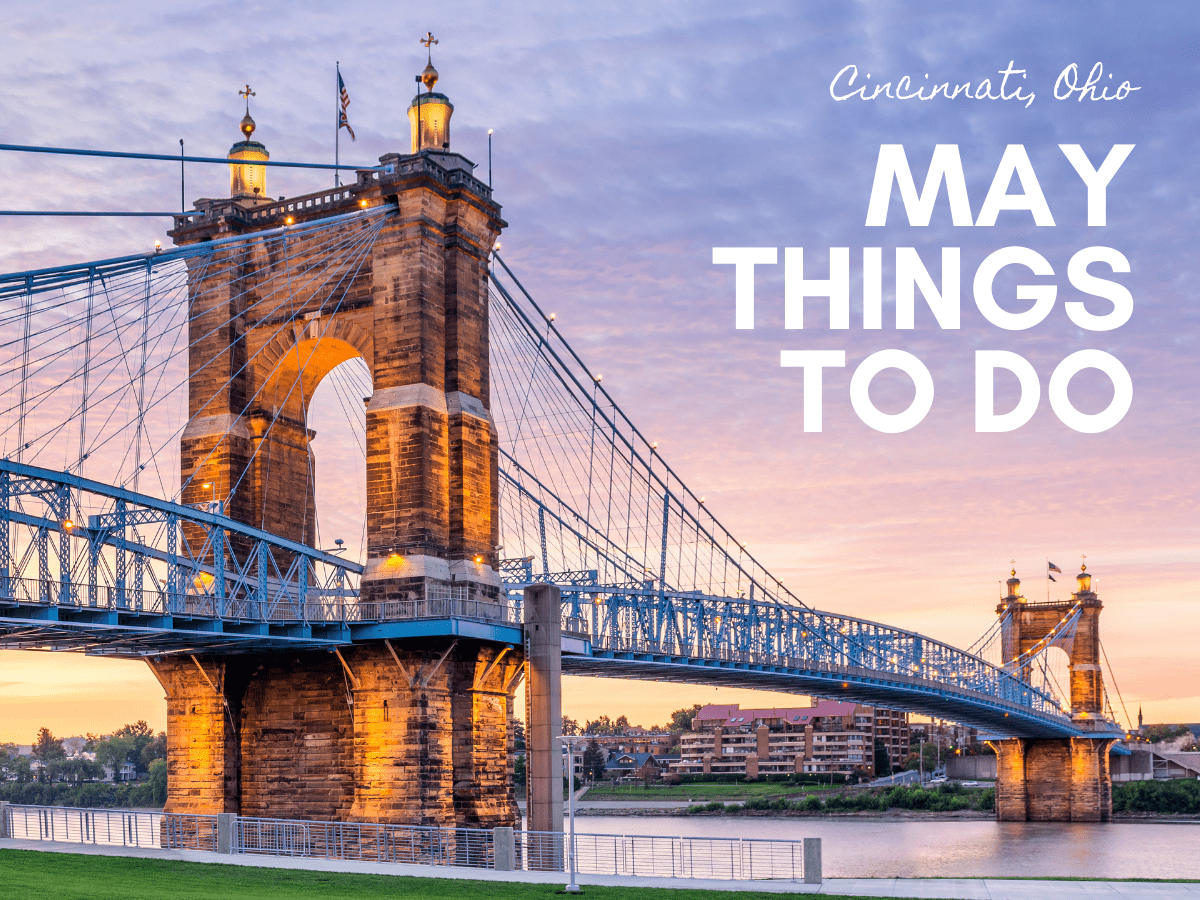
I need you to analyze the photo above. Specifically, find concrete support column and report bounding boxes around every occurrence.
[523,583,562,837]
[803,837,822,884]
[0,800,10,839]
[493,825,516,871]
[216,812,236,854]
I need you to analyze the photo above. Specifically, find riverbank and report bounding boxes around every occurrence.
[569,805,1200,822]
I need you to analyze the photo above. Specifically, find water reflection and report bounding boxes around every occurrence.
[570,816,1200,879]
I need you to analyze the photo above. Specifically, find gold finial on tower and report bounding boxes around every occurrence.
[420,32,439,91]
[239,85,257,138]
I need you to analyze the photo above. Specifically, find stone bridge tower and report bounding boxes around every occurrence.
[992,565,1116,822]
[149,60,524,830]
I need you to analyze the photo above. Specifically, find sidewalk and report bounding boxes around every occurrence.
[3,837,1198,898]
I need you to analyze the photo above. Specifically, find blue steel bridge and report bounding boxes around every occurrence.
[0,204,1118,742]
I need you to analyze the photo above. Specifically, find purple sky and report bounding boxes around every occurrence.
[0,1,1196,740]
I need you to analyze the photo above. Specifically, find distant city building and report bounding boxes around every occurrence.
[606,751,672,780]
[669,701,909,779]
[1112,748,1200,781]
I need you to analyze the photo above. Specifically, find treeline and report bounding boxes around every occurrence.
[1113,779,1200,814]
[0,721,166,803]
[687,783,995,815]
[0,778,165,808]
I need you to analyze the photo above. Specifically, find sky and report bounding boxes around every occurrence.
[0,1,1196,742]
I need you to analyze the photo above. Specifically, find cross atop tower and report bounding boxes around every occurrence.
[421,32,438,61]
[239,84,256,114]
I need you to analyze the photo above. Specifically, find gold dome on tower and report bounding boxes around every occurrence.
[421,61,439,92]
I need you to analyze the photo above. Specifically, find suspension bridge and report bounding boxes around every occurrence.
[0,63,1125,825]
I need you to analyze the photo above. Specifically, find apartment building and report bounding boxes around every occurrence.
[670,700,909,779]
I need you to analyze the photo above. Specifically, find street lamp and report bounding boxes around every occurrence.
[562,736,582,893]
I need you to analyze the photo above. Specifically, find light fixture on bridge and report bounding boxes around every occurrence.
[154,240,162,253]
[360,199,368,208]
[285,216,294,225]
[62,518,74,530]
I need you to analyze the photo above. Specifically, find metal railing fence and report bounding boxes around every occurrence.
[3,804,216,851]
[1,804,812,882]
[236,816,497,868]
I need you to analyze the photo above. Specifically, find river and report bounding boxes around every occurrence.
[566,814,1200,880]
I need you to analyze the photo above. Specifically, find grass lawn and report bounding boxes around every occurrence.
[0,849,874,899]
[583,782,839,802]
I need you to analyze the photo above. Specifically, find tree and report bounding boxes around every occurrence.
[562,716,580,736]
[47,757,102,785]
[513,753,526,785]
[513,721,526,751]
[582,740,606,780]
[149,759,168,805]
[873,739,891,777]
[903,742,939,774]
[583,715,612,735]
[32,727,65,764]
[614,715,630,732]
[0,746,32,783]
[669,704,703,732]
[96,721,161,778]
[139,730,167,771]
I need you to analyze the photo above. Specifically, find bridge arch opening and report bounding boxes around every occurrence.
[307,355,371,564]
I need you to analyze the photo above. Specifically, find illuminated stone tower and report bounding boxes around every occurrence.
[154,59,520,830]
[992,565,1117,822]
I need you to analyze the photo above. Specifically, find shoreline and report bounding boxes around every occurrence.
[573,806,1200,823]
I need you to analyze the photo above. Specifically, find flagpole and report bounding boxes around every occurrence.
[335,62,341,188]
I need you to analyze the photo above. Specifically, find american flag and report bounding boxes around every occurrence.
[338,72,355,141]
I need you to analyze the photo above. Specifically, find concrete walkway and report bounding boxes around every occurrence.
[2,837,1198,898]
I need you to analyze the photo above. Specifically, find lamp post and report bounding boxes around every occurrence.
[562,736,581,892]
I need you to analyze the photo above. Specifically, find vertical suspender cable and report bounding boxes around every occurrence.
[132,259,151,493]
[77,268,96,472]
[17,277,33,462]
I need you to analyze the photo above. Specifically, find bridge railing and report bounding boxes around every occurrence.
[538,584,1070,722]
[351,596,520,626]
[237,815,496,867]
[3,804,216,851]
[2,803,815,882]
